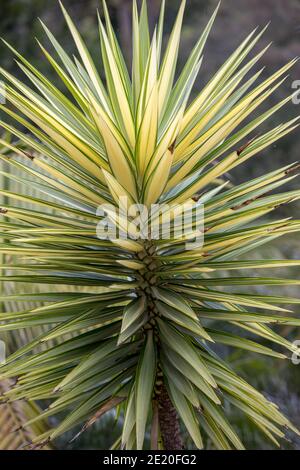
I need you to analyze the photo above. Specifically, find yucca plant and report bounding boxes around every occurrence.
[0,0,300,450]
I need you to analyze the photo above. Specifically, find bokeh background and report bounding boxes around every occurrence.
[0,0,299,449]
[1,0,300,213]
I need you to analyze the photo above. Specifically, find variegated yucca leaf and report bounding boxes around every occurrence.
[0,0,300,450]
[0,135,54,450]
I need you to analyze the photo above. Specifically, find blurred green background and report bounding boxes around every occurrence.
[0,0,299,450]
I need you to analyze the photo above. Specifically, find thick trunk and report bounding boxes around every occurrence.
[157,383,184,450]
